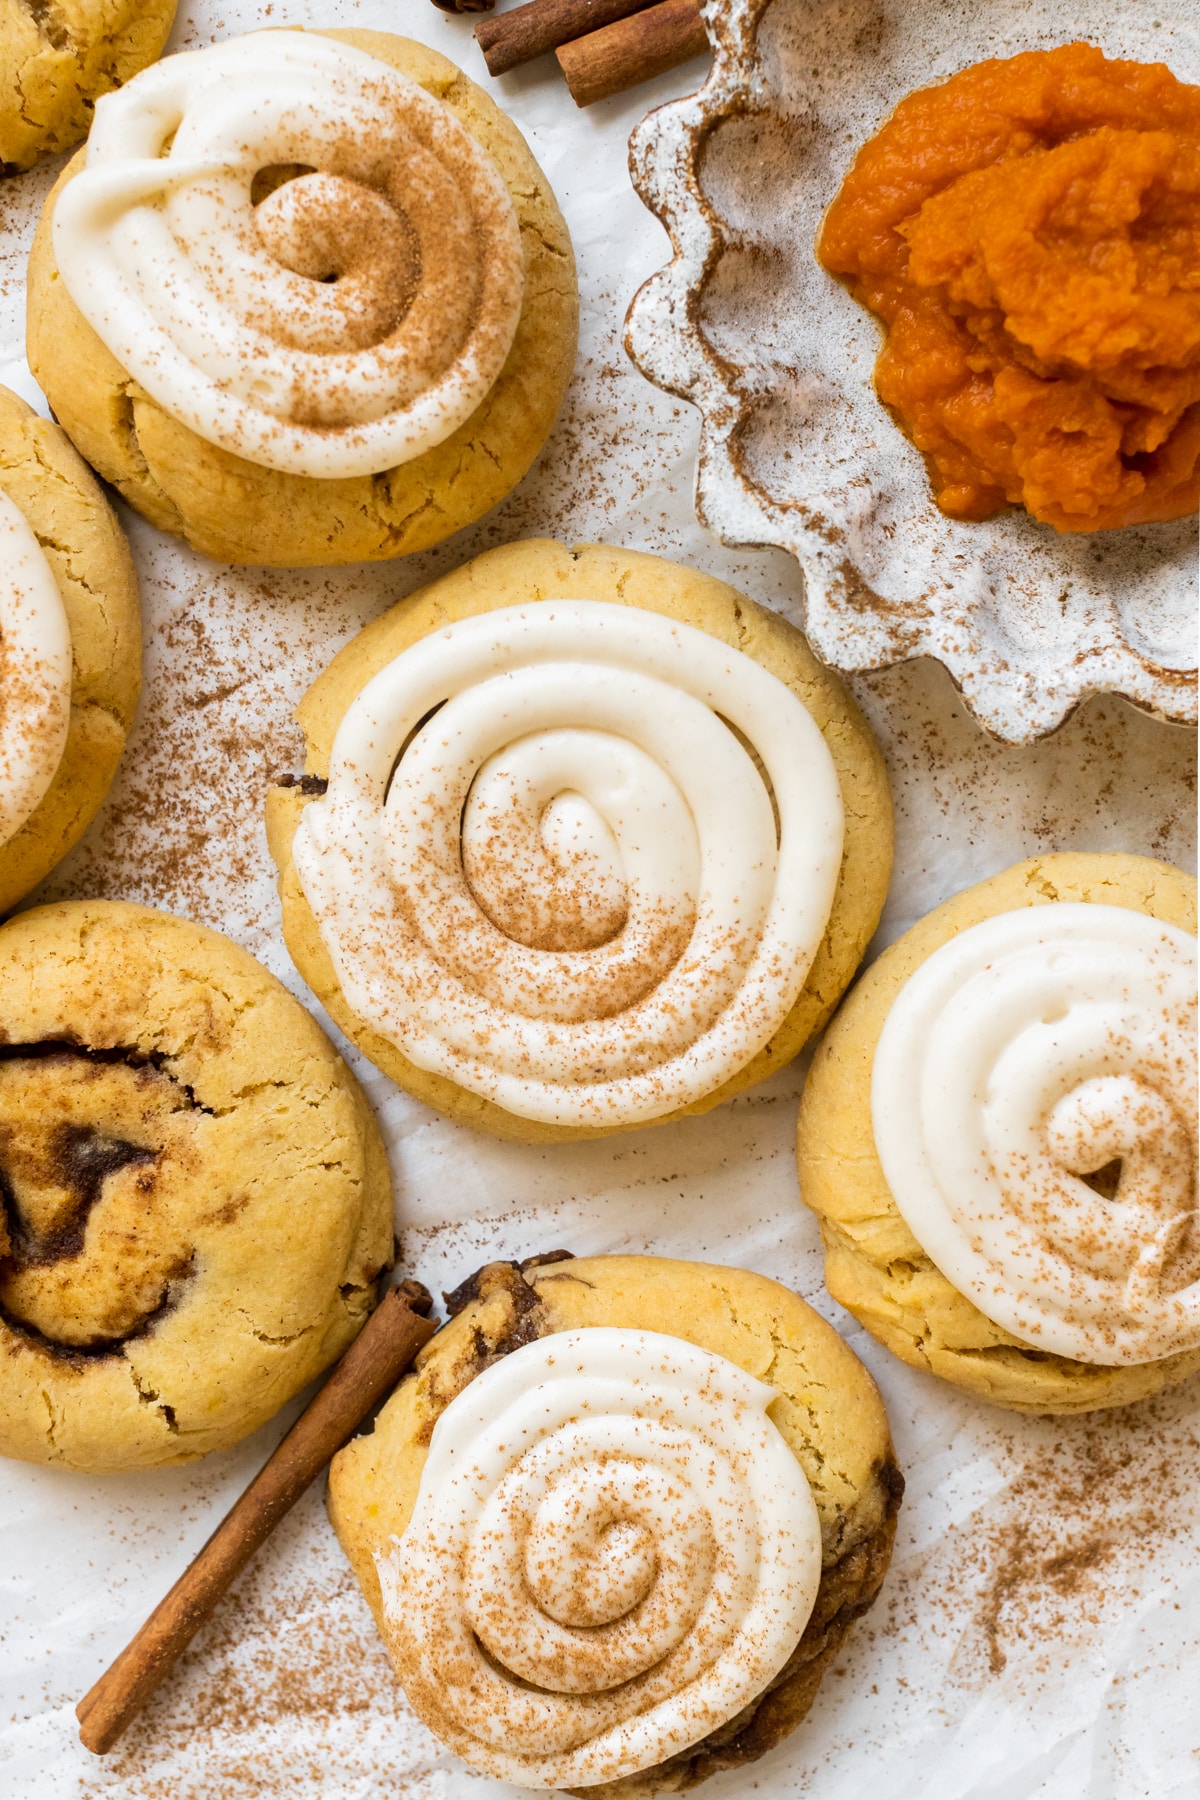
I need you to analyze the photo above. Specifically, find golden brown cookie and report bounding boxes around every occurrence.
[0,900,395,1471]
[0,0,175,172]
[0,384,140,917]
[797,852,1200,1415]
[26,28,578,566]
[328,1252,902,1798]
[265,539,894,1143]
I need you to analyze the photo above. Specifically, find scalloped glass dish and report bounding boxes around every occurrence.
[625,0,1199,741]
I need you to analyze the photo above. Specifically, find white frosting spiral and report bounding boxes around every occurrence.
[0,489,72,850]
[51,33,524,478]
[872,903,1199,1365]
[376,1328,822,1789]
[292,599,844,1128]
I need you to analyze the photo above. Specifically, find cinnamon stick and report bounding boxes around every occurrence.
[557,0,709,107]
[76,1283,437,1755]
[475,0,657,76]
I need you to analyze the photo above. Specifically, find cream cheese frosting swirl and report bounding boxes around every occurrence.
[0,489,72,850]
[376,1328,822,1789]
[872,903,1199,1365]
[291,599,845,1128]
[51,32,524,478]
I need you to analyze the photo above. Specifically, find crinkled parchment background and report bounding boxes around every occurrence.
[0,5,1197,1798]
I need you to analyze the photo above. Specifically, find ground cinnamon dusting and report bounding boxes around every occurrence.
[31,565,366,955]
[864,1391,1200,1687]
[74,1491,439,1799]
[0,61,1187,1790]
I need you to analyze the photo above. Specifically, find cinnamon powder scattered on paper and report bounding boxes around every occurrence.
[864,1390,1200,1687]
[76,1492,439,1800]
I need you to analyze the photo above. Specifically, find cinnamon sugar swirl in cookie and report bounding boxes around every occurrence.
[26,29,577,565]
[0,901,393,1471]
[0,385,139,917]
[266,542,893,1141]
[328,1254,902,1796]
[798,853,1200,1414]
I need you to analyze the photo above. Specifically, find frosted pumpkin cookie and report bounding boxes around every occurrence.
[0,900,394,1472]
[797,853,1200,1415]
[26,27,577,566]
[0,384,139,917]
[0,0,175,173]
[328,1252,902,1797]
[265,540,894,1143]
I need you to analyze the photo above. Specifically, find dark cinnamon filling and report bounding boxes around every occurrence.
[0,1044,201,1362]
[3,1124,154,1266]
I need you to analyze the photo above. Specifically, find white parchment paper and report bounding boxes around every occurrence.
[0,4,1197,1797]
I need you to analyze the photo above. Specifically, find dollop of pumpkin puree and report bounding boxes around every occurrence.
[818,42,1200,532]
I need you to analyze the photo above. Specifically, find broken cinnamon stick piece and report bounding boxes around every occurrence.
[76,1283,437,1756]
[475,0,658,76]
[557,0,709,107]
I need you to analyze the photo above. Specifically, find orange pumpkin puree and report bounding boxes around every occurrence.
[818,42,1200,532]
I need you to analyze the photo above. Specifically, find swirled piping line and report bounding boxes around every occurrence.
[376,1326,823,1787]
[0,487,72,849]
[872,902,1199,1365]
[52,32,525,477]
[293,599,844,1127]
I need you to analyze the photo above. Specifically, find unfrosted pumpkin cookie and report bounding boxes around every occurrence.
[265,540,893,1143]
[0,383,139,917]
[797,852,1200,1415]
[26,26,577,566]
[0,900,394,1472]
[0,0,175,173]
[328,1252,902,1798]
